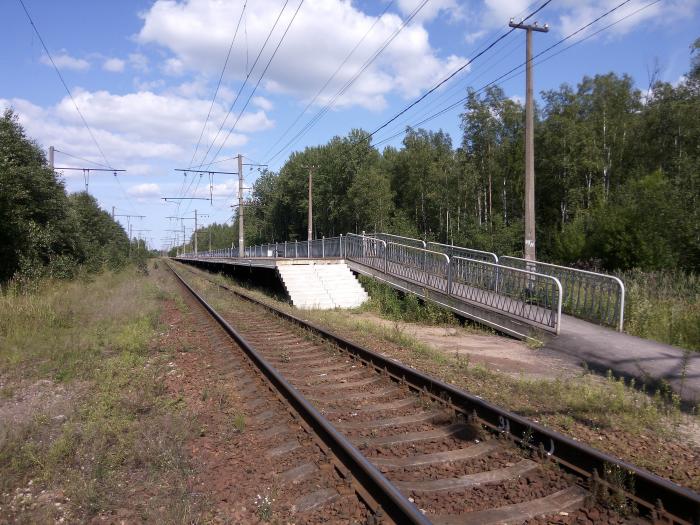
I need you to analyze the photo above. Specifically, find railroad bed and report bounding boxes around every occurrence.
[168,260,700,525]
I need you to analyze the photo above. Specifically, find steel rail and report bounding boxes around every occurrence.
[166,261,431,525]
[174,260,700,525]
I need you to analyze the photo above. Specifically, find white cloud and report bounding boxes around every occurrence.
[129,53,150,72]
[163,57,185,76]
[103,57,126,72]
[1,88,272,170]
[252,96,273,111]
[40,51,90,71]
[128,183,161,198]
[396,0,466,23]
[137,0,469,110]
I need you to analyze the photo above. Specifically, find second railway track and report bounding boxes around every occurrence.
[168,260,700,525]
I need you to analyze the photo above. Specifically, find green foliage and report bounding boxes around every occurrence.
[359,275,456,325]
[213,45,700,276]
[0,109,129,282]
[623,269,699,351]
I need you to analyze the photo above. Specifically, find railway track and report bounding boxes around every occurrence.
[168,260,700,525]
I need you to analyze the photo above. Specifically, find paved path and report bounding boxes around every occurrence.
[546,315,700,405]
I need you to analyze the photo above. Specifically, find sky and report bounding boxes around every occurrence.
[2,0,698,251]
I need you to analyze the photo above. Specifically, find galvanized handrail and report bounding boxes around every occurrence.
[370,232,426,249]
[345,233,387,273]
[426,241,499,264]
[450,256,563,334]
[385,242,451,294]
[499,256,624,331]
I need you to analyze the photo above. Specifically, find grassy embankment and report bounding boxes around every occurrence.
[0,263,197,522]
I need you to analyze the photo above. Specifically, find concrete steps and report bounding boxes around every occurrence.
[277,262,368,310]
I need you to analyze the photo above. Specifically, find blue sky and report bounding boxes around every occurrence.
[2,0,698,250]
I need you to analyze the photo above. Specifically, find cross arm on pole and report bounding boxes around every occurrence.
[508,19,549,32]
[174,169,239,175]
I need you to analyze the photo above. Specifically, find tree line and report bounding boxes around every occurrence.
[0,109,131,283]
[194,41,699,273]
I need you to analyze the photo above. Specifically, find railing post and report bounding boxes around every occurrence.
[322,236,325,258]
[295,240,298,258]
[447,258,452,297]
[340,234,344,259]
[308,239,311,259]
[284,241,287,258]
[383,241,388,274]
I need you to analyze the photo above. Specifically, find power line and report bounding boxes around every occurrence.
[372,0,651,148]
[260,0,396,162]
[265,0,431,166]
[187,1,248,171]
[193,0,291,171]
[17,0,112,169]
[54,148,111,169]
[205,0,305,169]
[368,0,554,140]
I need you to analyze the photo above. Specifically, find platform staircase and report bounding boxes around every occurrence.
[276,262,368,310]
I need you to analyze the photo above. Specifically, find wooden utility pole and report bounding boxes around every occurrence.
[49,146,54,169]
[509,19,548,263]
[238,154,244,257]
[303,165,317,241]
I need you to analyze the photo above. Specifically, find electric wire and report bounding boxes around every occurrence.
[204,0,305,169]
[187,1,247,171]
[53,148,112,169]
[259,0,396,162]
[367,0,554,141]
[182,0,303,217]
[193,0,291,171]
[17,0,113,170]
[264,0,431,166]
[372,0,652,149]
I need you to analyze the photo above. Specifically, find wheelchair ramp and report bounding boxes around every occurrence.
[277,262,368,310]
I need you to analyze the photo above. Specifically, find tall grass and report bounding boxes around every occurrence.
[0,264,195,521]
[357,276,457,325]
[623,269,699,351]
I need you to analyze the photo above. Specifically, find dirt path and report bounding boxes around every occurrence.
[351,312,585,381]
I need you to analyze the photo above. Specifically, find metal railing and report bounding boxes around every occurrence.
[344,234,561,333]
[498,256,624,331]
[450,257,562,333]
[426,241,499,264]
[345,233,386,272]
[181,235,607,334]
[369,233,498,263]
[370,232,426,249]
[187,236,347,260]
[385,242,451,294]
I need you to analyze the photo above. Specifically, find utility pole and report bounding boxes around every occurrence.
[238,154,244,257]
[112,206,115,219]
[303,165,317,241]
[49,146,54,169]
[509,18,548,263]
[194,209,198,255]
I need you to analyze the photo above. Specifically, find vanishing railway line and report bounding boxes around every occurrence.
[168,260,700,525]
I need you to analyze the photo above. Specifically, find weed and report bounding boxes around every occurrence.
[232,413,246,433]
[255,491,274,521]
[280,351,291,363]
[601,463,637,516]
